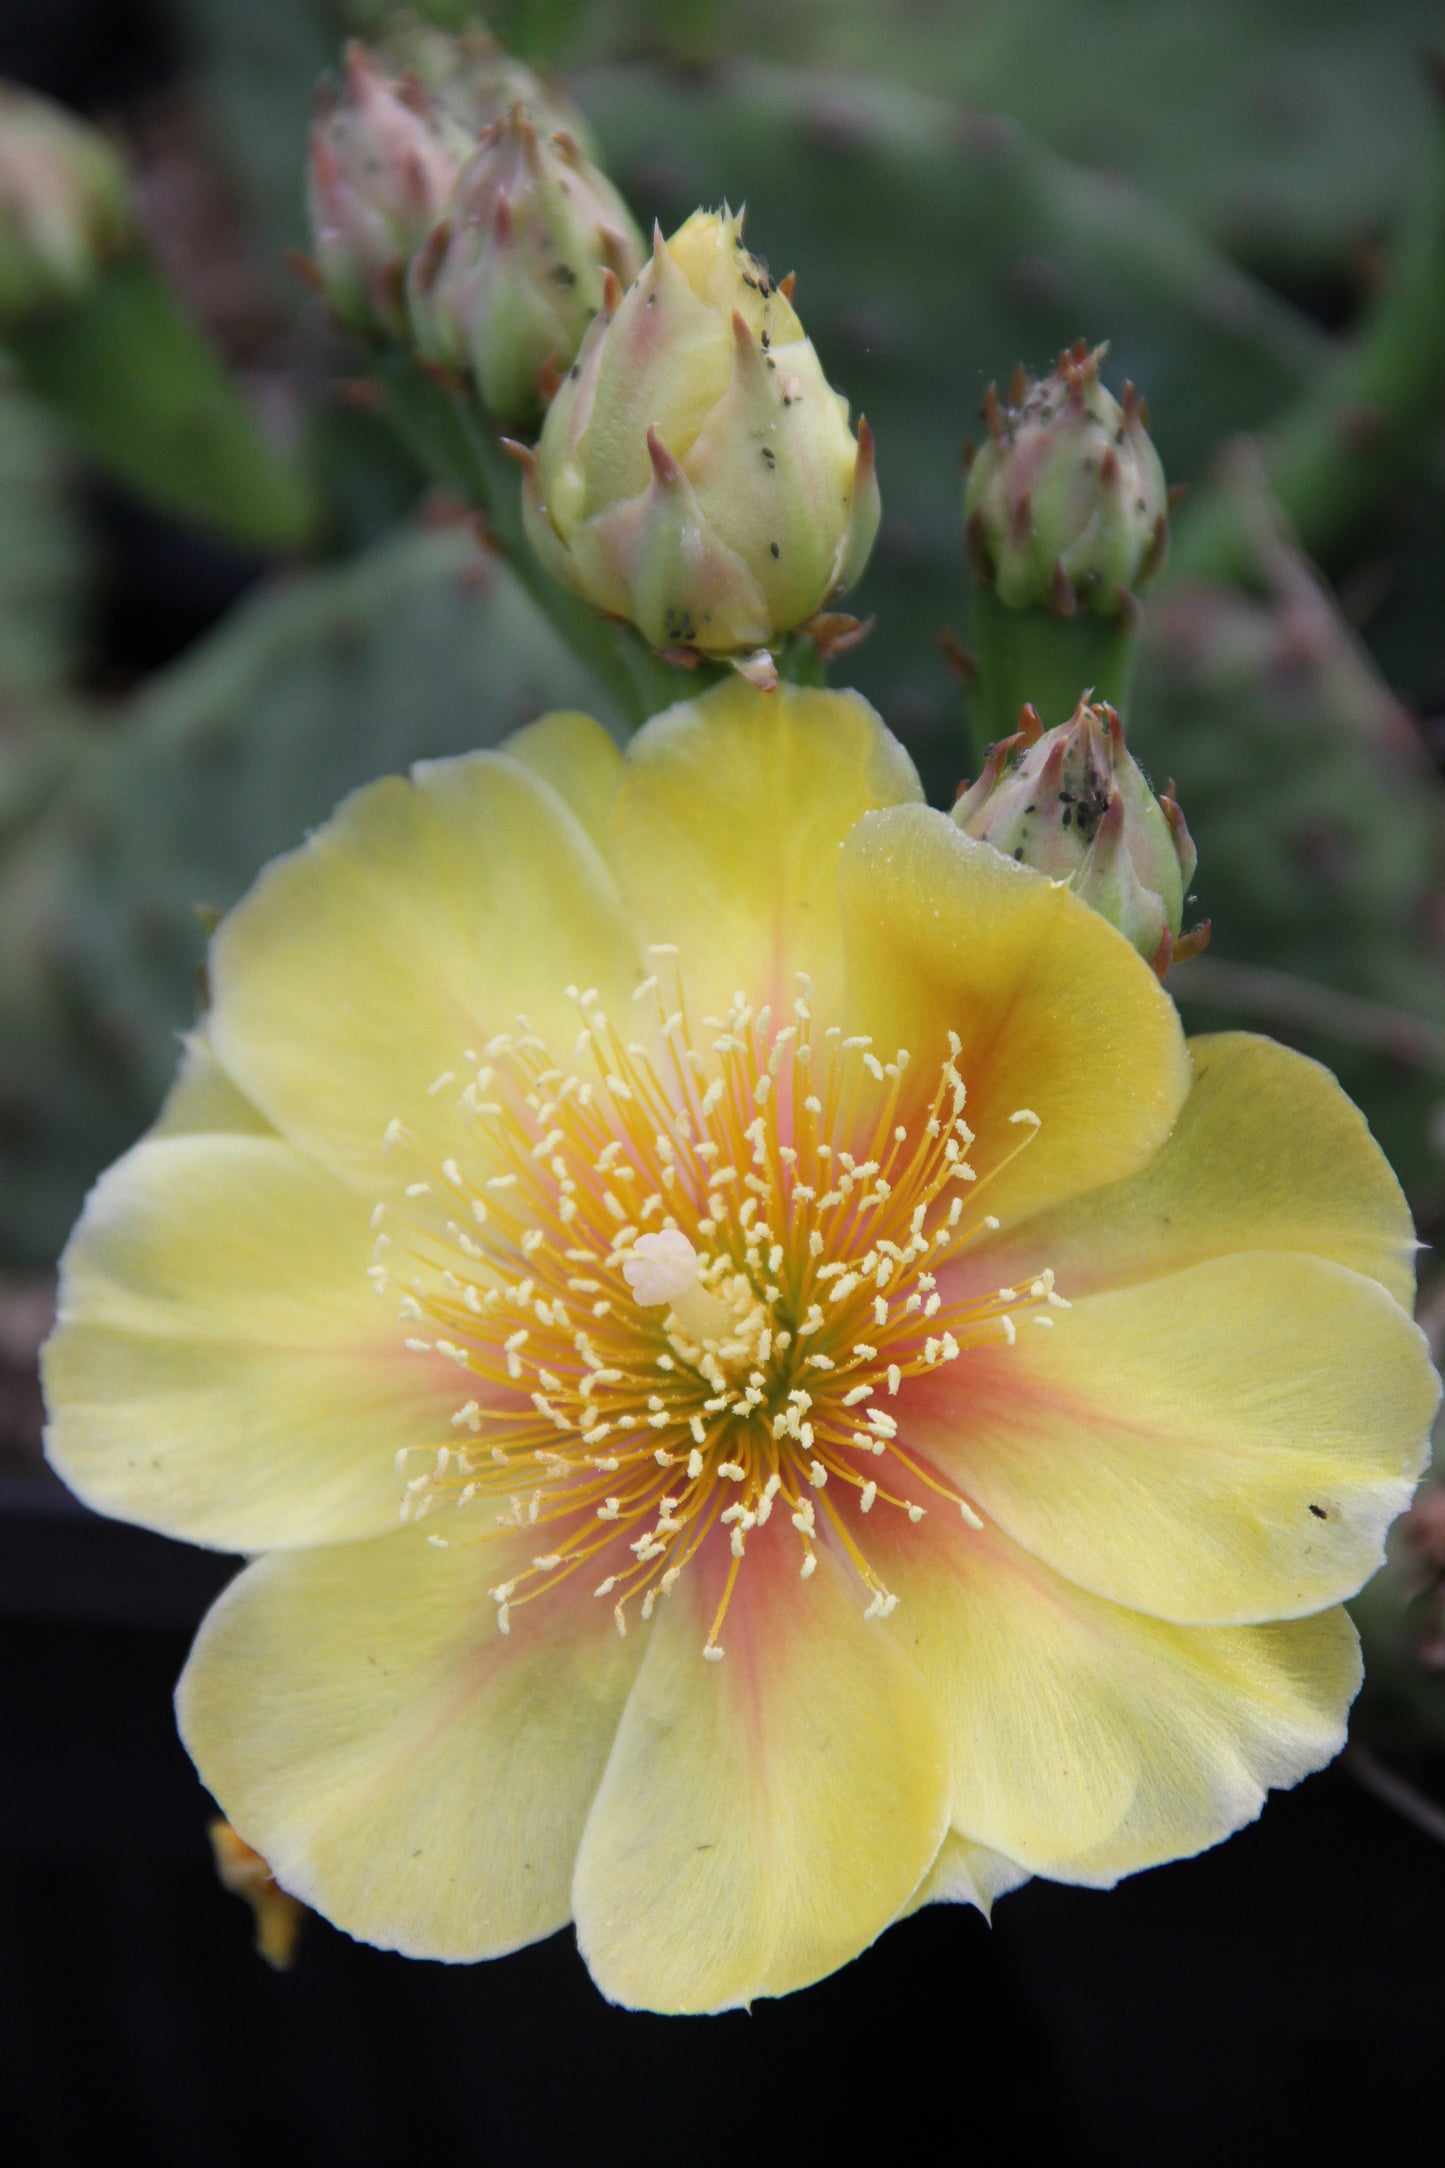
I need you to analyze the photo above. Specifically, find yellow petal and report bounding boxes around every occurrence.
[606,676,922,1027]
[500,709,623,856]
[178,1527,642,1962]
[208,752,641,1200]
[869,1506,1362,1885]
[151,1031,273,1141]
[44,1133,460,1549]
[838,806,1190,1227]
[911,1251,1436,1625]
[982,1031,1419,1308]
[901,1829,1030,1920]
[571,1529,949,2012]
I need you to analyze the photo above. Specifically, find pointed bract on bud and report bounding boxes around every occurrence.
[953,698,1199,968]
[0,83,134,329]
[519,208,880,658]
[406,107,644,431]
[964,342,1169,620]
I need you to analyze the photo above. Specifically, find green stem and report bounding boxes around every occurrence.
[776,631,828,689]
[967,586,1138,757]
[373,354,703,730]
[7,248,317,551]
[1170,103,1445,583]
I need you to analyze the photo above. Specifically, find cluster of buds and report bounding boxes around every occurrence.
[964,342,1169,620]
[515,209,880,672]
[0,82,135,330]
[308,35,643,430]
[953,698,1206,972]
[307,34,880,659]
[407,106,643,432]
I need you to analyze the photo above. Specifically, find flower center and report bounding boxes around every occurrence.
[371,953,1064,1658]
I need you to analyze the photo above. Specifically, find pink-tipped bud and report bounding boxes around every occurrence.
[520,207,880,657]
[307,43,473,337]
[0,83,134,329]
[953,698,1199,965]
[963,341,1169,619]
[406,105,643,431]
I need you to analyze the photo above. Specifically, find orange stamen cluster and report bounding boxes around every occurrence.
[370,953,1065,1658]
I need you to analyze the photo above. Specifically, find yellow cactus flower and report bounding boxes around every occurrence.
[43,682,1437,2013]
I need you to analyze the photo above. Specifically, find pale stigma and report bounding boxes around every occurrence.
[622,1228,701,1307]
[622,1226,732,1343]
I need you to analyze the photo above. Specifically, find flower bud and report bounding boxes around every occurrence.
[307,42,476,337]
[406,106,644,431]
[953,698,1202,969]
[964,341,1168,619]
[0,83,134,329]
[384,22,586,147]
[516,209,879,662]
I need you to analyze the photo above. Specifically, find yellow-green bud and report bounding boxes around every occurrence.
[516,209,880,663]
[953,698,1201,970]
[406,106,643,432]
[964,342,1168,620]
[0,83,134,329]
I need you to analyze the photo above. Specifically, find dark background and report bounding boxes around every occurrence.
[2,4,1444,2161]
